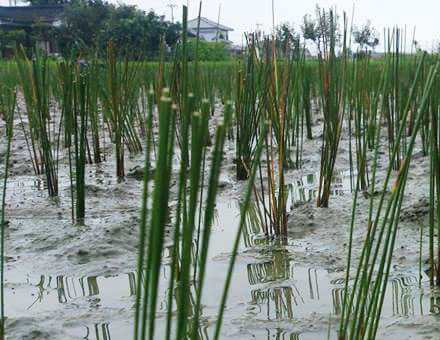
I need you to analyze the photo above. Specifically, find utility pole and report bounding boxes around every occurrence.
[167,0,177,24]
[215,3,222,42]
[256,22,263,38]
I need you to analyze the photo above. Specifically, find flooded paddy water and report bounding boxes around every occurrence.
[2,110,440,340]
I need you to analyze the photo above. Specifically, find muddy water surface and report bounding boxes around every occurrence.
[3,111,440,339]
[4,170,438,340]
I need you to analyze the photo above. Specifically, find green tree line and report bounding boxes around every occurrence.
[1,0,182,59]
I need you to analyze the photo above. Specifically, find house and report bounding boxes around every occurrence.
[0,5,65,53]
[303,48,313,59]
[187,17,233,43]
[370,51,385,60]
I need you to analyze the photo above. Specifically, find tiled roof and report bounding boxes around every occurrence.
[187,17,233,32]
[0,5,64,26]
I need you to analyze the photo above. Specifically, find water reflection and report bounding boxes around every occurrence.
[9,250,438,339]
[247,249,290,285]
[251,286,300,320]
[84,323,111,340]
[430,295,440,314]
[29,273,137,308]
[243,170,353,241]
[265,329,301,340]
[6,166,118,202]
[8,177,44,191]
[247,254,324,321]
[330,273,435,317]
[286,170,353,210]
[244,242,434,326]
[8,187,439,340]
[391,276,419,316]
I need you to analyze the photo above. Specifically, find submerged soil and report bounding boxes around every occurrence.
[1,105,440,340]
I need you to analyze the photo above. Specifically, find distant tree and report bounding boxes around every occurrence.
[301,5,340,56]
[56,0,180,58]
[315,5,340,45]
[24,0,69,5]
[413,40,419,51]
[275,22,300,59]
[1,0,180,59]
[301,14,319,45]
[98,6,181,58]
[353,21,379,52]
[414,40,425,53]
[0,29,27,57]
[186,39,230,61]
[57,0,113,55]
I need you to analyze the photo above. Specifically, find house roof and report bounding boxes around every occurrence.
[187,30,233,43]
[0,5,65,27]
[187,17,233,32]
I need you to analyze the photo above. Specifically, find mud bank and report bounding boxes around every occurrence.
[1,106,439,340]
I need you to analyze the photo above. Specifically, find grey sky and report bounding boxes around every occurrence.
[1,0,439,51]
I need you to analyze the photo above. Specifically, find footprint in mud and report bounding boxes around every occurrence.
[69,247,121,265]
[7,318,52,340]
[70,249,92,265]
[400,197,430,222]
[22,330,51,340]
[126,165,155,181]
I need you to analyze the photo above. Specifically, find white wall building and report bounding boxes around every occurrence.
[187,17,233,43]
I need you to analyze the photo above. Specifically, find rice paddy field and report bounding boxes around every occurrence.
[1,11,440,340]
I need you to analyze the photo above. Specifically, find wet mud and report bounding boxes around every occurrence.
[1,106,439,339]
